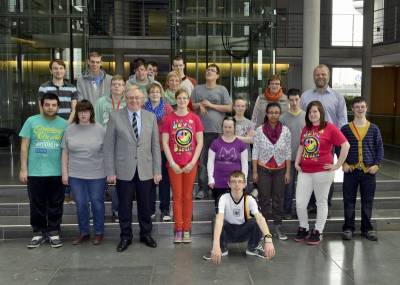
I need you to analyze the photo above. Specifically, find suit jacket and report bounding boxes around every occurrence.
[104,107,161,181]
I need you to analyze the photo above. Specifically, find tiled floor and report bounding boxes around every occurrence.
[0,232,399,285]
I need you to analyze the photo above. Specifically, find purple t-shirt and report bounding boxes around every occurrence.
[210,137,247,188]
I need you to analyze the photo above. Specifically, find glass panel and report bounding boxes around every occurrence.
[21,0,50,14]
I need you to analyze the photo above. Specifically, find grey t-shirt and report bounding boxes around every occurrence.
[62,123,106,179]
[280,110,306,161]
[235,117,255,161]
[191,84,232,133]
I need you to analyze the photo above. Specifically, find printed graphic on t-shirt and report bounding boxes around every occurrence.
[303,129,324,159]
[32,126,64,154]
[172,119,194,153]
[232,207,241,217]
[219,147,238,162]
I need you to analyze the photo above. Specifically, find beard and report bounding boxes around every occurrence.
[314,78,327,88]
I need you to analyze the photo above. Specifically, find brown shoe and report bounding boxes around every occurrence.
[64,195,74,204]
[93,235,104,245]
[72,235,90,245]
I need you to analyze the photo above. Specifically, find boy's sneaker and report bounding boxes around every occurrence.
[182,231,192,243]
[246,243,265,259]
[342,229,353,240]
[161,211,171,222]
[27,235,47,249]
[202,249,228,260]
[361,231,378,241]
[49,235,63,248]
[307,229,322,245]
[174,231,183,243]
[274,225,288,240]
[294,227,309,242]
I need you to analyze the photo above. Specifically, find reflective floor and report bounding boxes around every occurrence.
[0,232,399,285]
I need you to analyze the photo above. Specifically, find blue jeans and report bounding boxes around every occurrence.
[284,161,297,214]
[69,177,106,235]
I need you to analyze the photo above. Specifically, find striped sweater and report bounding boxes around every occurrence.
[340,122,384,168]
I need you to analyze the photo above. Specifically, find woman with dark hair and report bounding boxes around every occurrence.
[207,116,248,211]
[162,88,204,243]
[61,99,107,245]
[252,102,292,240]
[294,100,349,245]
[144,82,174,221]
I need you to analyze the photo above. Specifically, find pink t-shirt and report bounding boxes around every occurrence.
[162,112,204,166]
[299,122,347,173]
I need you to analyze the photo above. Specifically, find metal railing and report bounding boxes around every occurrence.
[373,5,400,45]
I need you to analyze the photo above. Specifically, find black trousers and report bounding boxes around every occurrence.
[342,170,376,232]
[27,176,64,234]
[117,170,153,240]
[220,219,262,251]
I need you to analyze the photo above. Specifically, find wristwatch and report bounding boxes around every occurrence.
[263,233,273,243]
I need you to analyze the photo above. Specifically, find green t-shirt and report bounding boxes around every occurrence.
[19,114,68,176]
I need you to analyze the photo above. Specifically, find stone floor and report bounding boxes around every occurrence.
[1,232,400,285]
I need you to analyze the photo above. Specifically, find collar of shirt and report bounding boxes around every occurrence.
[312,86,332,95]
[128,109,141,122]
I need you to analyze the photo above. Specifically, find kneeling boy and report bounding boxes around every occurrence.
[204,170,275,264]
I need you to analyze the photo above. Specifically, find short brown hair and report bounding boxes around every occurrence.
[305,100,327,130]
[147,82,164,96]
[229,170,246,183]
[49,59,66,70]
[88,51,102,59]
[111,74,125,83]
[267,74,281,85]
[174,88,189,99]
[73,99,95,124]
[207,63,220,74]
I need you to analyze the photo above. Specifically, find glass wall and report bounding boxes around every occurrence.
[0,0,87,130]
[171,0,277,113]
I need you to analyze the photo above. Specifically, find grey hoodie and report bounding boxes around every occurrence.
[77,69,112,105]
[126,74,161,100]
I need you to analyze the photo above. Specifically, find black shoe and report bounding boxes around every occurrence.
[307,229,322,245]
[361,231,378,241]
[294,227,309,242]
[140,235,157,248]
[117,239,132,252]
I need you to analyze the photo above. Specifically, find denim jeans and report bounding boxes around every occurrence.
[220,219,262,251]
[342,170,376,232]
[69,177,107,235]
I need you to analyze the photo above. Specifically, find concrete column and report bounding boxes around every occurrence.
[361,0,374,107]
[302,0,320,91]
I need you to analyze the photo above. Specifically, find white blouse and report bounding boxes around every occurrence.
[252,125,292,166]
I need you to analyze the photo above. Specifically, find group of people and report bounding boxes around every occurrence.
[19,52,383,264]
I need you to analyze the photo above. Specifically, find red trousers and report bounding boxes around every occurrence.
[168,166,197,231]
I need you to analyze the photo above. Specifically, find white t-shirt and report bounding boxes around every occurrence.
[218,193,259,225]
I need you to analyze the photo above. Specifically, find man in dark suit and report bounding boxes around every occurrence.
[104,85,162,252]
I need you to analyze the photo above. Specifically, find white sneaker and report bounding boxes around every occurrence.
[49,235,63,248]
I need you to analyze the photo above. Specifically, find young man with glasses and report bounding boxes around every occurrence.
[191,64,232,199]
